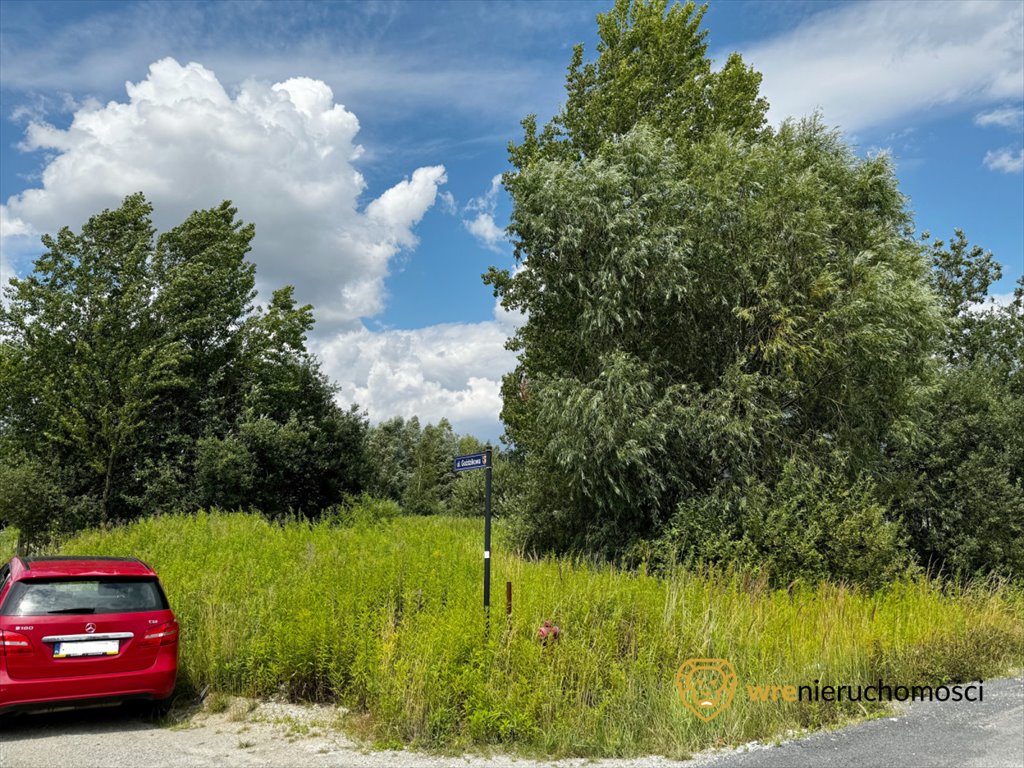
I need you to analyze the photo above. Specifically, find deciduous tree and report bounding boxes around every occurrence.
[487,0,941,562]
[1,194,367,538]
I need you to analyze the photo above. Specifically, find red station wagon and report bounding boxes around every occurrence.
[0,556,178,715]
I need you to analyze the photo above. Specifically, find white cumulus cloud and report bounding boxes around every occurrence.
[983,147,1024,173]
[464,213,506,251]
[741,0,1024,133]
[461,174,507,252]
[316,299,522,438]
[0,57,447,331]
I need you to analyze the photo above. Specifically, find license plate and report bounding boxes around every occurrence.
[53,639,120,658]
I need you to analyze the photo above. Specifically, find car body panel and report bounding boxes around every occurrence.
[3,613,170,679]
[0,556,178,714]
[12,556,157,578]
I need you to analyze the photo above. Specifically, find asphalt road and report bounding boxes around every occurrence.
[704,676,1024,768]
[0,677,1020,767]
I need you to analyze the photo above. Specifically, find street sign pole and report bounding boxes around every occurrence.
[452,447,495,631]
[483,446,493,617]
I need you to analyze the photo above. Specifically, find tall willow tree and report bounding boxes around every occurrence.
[486,0,941,565]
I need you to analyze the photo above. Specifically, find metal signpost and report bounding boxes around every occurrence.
[453,447,493,616]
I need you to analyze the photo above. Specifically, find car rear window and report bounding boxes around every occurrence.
[0,577,169,616]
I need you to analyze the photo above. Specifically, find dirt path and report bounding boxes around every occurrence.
[0,697,701,768]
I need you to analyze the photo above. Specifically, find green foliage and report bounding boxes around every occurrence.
[1,194,181,528]
[659,455,913,589]
[364,416,503,518]
[0,194,368,538]
[926,229,1003,331]
[887,235,1024,578]
[364,416,422,502]
[0,455,62,549]
[403,419,458,515]
[508,0,767,169]
[0,526,17,561]
[493,114,940,560]
[447,448,522,519]
[59,512,1024,757]
[194,408,366,519]
[325,493,403,526]
[487,0,1012,586]
[893,363,1024,578]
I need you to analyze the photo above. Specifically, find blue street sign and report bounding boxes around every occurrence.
[454,452,488,472]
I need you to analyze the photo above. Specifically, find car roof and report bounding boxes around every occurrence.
[10,556,157,580]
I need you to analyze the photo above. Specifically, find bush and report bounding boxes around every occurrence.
[325,494,402,526]
[194,409,367,520]
[889,361,1024,579]
[658,455,913,588]
[0,453,101,547]
[446,452,525,520]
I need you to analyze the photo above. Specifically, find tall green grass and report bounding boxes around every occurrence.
[59,511,1023,757]
[0,527,18,561]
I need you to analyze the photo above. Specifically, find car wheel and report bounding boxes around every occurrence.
[148,696,174,718]
[127,696,173,720]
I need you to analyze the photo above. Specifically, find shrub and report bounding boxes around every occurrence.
[0,452,101,547]
[657,455,912,588]
[326,494,402,526]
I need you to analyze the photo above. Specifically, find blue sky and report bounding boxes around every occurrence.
[1,0,1022,439]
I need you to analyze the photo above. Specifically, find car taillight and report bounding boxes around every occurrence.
[140,621,178,648]
[0,630,32,655]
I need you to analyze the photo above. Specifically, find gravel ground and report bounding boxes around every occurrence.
[0,697,711,768]
[1,676,1021,768]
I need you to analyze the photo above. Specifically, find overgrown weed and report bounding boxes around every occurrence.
[59,510,1024,758]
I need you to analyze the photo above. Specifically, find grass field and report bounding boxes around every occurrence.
[42,511,1024,757]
